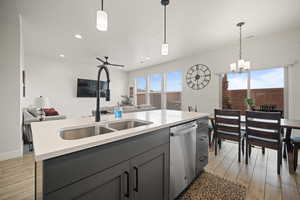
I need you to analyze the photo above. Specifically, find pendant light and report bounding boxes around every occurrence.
[161,0,169,56]
[96,0,108,31]
[230,22,251,72]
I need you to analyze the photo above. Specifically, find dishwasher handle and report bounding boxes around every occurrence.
[170,123,197,137]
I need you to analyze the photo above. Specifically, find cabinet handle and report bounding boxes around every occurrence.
[124,171,130,198]
[133,166,139,192]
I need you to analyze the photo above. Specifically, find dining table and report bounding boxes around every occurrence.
[208,115,300,173]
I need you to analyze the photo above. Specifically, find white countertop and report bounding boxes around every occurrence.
[31,110,209,161]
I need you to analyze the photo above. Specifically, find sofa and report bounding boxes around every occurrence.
[23,107,66,150]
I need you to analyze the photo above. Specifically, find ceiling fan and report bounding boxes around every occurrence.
[96,56,125,68]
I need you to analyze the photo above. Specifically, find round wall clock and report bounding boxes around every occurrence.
[186,64,211,90]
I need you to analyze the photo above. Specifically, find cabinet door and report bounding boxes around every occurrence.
[131,144,169,200]
[45,160,131,200]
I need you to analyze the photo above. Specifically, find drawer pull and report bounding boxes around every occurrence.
[134,167,139,192]
[124,171,130,198]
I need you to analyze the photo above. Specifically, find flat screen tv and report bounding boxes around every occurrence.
[77,79,107,98]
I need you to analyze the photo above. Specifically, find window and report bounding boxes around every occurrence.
[136,77,147,93]
[227,72,248,90]
[222,67,284,114]
[136,77,147,105]
[250,68,284,112]
[166,71,182,110]
[149,74,162,109]
[250,68,284,89]
[137,94,146,105]
[134,71,183,110]
[222,72,248,111]
[166,71,182,92]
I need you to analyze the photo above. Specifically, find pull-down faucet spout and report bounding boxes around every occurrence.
[95,65,110,122]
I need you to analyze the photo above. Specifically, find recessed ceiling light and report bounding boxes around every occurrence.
[59,54,65,58]
[145,57,150,60]
[74,34,82,39]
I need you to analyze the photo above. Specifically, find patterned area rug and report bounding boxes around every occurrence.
[177,172,246,200]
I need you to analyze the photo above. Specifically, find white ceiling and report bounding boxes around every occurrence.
[20,0,300,71]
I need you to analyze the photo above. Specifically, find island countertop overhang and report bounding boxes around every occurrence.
[31,109,209,161]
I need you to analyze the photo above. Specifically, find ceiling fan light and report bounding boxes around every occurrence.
[161,43,168,56]
[96,10,108,31]
[230,63,237,72]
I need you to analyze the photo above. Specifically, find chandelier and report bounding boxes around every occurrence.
[230,22,250,72]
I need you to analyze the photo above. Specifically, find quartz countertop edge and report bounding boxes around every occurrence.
[31,110,209,161]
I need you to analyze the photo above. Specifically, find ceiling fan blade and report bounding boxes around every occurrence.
[96,57,105,63]
[109,63,125,67]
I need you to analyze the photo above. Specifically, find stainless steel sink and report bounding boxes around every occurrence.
[61,126,114,140]
[107,120,152,131]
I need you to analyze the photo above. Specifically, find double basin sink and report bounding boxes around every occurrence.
[61,119,153,140]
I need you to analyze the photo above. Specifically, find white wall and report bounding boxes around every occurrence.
[128,28,300,120]
[23,55,128,119]
[0,0,23,160]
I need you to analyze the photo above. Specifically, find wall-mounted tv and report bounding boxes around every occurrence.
[77,79,107,98]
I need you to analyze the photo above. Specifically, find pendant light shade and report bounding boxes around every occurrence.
[96,0,108,31]
[161,43,168,56]
[96,10,108,31]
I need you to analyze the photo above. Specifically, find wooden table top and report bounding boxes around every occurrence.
[209,115,300,130]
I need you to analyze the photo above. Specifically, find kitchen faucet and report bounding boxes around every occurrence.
[95,65,110,122]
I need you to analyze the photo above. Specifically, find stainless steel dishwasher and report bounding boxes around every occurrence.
[170,121,197,200]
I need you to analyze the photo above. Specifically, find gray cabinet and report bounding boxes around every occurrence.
[41,128,170,200]
[45,144,169,200]
[45,160,130,200]
[131,144,169,200]
[196,118,209,175]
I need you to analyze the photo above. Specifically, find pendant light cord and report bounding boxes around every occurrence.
[101,0,104,11]
[164,5,167,44]
[239,24,242,60]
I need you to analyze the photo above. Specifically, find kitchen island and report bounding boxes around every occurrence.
[32,109,209,200]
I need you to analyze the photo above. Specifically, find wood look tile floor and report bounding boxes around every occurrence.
[1,142,300,200]
[206,142,300,200]
[0,154,34,200]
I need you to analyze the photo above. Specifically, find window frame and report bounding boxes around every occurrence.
[149,74,163,94]
[165,71,183,110]
[149,74,163,108]
[134,70,183,110]
[135,77,148,95]
[220,67,287,116]
[135,77,148,105]
[165,71,183,93]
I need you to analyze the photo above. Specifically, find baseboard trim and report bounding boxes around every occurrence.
[0,149,22,161]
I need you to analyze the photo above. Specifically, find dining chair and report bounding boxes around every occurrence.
[291,137,300,171]
[214,109,243,162]
[245,111,282,174]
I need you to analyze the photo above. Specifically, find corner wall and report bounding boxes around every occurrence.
[0,0,23,160]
